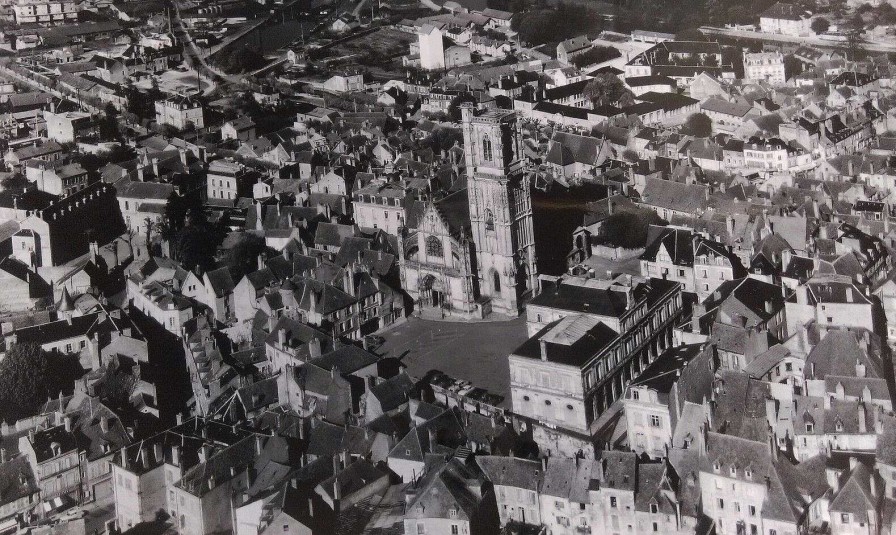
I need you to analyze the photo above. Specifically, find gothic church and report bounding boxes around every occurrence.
[399,106,538,318]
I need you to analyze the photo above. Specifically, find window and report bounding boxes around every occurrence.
[649,504,658,514]
[283,525,289,532]
[485,209,494,231]
[493,271,501,293]
[749,505,756,517]
[449,508,457,518]
[426,236,443,257]
[450,525,459,535]
[482,135,493,161]
[610,497,617,508]
[417,523,425,534]
[750,525,757,535]
[649,415,661,427]
[806,423,814,433]
[841,513,850,524]
[717,498,724,510]
[653,523,659,532]
[678,269,685,277]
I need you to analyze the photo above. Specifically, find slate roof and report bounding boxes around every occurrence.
[640,178,708,213]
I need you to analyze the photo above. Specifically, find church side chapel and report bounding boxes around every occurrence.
[400,105,538,319]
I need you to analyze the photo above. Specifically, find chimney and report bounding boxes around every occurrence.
[255,434,264,455]
[100,415,109,433]
[278,328,287,347]
[171,445,180,467]
[199,444,210,463]
[858,403,867,433]
[154,442,164,463]
[179,148,188,167]
[539,339,548,361]
[847,158,854,176]
[152,158,160,178]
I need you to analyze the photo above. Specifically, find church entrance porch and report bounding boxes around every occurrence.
[419,274,445,309]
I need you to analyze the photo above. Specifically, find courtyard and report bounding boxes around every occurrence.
[375,315,530,407]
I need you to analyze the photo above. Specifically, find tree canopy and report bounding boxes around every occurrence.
[511,3,604,47]
[681,113,713,137]
[0,343,55,422]
[583,73,632,107]
[810,17,830,34]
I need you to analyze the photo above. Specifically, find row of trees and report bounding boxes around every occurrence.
[511,3,605,47]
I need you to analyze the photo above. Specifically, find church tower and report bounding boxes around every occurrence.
[461,104,537,317]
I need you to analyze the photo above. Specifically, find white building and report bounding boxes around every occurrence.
[13,0,79,25]
[154,96,204,131]
[743,52,787,84]
[759,2,812,37]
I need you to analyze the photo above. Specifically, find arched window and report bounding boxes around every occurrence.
[485,209,494,231]
[493,270,501,294]
[426,235,443,257]
[482,135,493,162]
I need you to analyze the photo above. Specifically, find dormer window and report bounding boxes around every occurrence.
[835,420,843,432]
[649,503,658,514]
[730,466,736,476]
[713,461,721,473]
[744,469,752,479]
[806,423,814,433]
[449,508,457,518]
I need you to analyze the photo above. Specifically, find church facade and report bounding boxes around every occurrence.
[399,106,538,318]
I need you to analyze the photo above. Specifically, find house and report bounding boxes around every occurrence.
[13,0,80,25]
[511,273,683,458]
[0,256,51,313]
[743,51,786,84]
[700,98,761,134]
[221,117,256,142]
[640,226,746,300]
[44,110,93,143]
[557,35,591,65]
[759,2,812,37]
[207,159,254,204]
[0,455,39,534]
[154,96,204,131]
[24,161,88,197]
[475,456,542,528]
[402,457,499,535]
[114,178,174,241]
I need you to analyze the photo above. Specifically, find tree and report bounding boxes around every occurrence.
[583,73,630,107]
[784,54,804,79]
[98,364,137,409]
[681,113,713,137]
[810,16,830,34]
[0,343,53,422]
[221,232,270,278]
[448,92,478,122]
[98,103,121,142]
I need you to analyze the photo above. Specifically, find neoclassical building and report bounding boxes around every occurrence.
[400,106,538,318]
